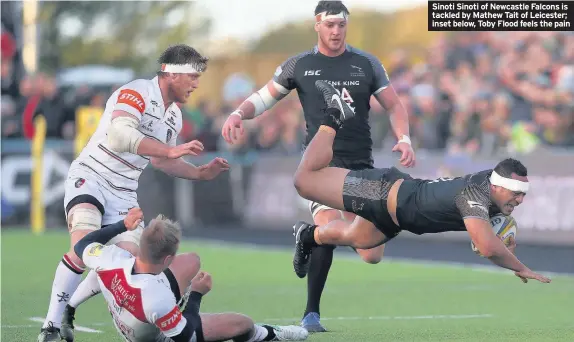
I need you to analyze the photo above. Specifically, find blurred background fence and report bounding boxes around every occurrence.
[2,1,573,246]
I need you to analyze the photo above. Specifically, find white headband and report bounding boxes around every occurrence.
[161,64,201,74]
[490,170,530,193]
[316,11,349,22]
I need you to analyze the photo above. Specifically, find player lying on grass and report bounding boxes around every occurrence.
[66,208,309,342]
[291,80,551,285]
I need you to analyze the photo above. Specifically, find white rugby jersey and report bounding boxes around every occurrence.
[70,76,183,192]
[83,243,187,342]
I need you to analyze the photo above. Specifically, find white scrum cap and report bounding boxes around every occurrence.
[490,170,529,193]
[160,63,202,74]
[315,11,349,22]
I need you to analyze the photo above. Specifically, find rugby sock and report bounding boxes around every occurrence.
[305,245,335,316]
[42,255,85,329]
[321,108,344,131]
[238,324,276,342]
[68,269,101,308]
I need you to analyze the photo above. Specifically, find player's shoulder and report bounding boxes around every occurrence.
[347,45,383,66]
[278,47,317,70]
[141,275,178,309]
[116,78,154,97]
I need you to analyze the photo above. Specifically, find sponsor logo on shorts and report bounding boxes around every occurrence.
[166,129,173,142]
[75,178,85,188]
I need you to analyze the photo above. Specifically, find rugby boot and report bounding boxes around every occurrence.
[265,324,309,340]
[301,312,327,333]
[60,304,76,342]
[292,221,316,278]
[315,80,356,128]
[37,322,61,342]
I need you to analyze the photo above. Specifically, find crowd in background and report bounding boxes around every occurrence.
[3,29,574,156]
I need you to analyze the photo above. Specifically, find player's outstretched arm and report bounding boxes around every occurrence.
[109,111,203,159]
[73,208,143,265]
[151,157,230,181]
[464,218,550,283]
[372,62,415,168]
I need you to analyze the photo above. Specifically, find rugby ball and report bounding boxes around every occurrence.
[470,214,517,257]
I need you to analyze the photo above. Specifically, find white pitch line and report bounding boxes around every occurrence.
[262,313,493,322]
[28,317,103,333]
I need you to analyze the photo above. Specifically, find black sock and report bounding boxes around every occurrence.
[261,325,277,341]
[321,108,343,131]
[300,225,318,247]
[304,244,335,316]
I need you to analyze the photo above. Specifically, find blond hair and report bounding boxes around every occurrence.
[139,214,182,264]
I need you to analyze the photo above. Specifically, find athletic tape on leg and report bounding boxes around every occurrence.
[70,208,102,233]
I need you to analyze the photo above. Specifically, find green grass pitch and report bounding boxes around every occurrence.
[2,231,573,341]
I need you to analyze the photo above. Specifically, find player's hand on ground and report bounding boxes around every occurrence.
[198,157,230,180]
[392,141,416,168]
[221,113,244,144]
[514,269,551,284]
[168,140,204,159]
[191,271,212,295]
[124,208,143,230]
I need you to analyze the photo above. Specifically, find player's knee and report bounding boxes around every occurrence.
[360,253,383,264]
[293,172,311,199]
[115,241,140,257]
[228,313,254,338]
[169,252,201,285]
[68,204,102,233]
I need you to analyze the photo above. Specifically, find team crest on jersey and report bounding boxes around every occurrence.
[350,65,365,77]
[75,178,85,188]
[166,129,173,142]
[87,244,104,257]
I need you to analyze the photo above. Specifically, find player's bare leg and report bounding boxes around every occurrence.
[200,313,308,341]
[162,254,308,341]
[293,80,389,278]
[38,203,100,342]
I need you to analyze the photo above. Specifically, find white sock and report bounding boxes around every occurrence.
[42,255,85,329]
[245,324,271,342]
[68,270,101,308]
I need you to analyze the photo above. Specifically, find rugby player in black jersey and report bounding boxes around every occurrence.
[221,1,415,332]
[292,80,551,285]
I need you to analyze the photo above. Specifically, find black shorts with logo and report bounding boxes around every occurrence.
[341,167,413,239]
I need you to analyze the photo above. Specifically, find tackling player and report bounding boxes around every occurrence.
[291,80,552,285]
[220,1,414,331]
[38,44,230,342]
[70,208,309,342]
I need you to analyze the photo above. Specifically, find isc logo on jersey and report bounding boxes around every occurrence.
[118,89,145,114]
[471,213,518,256]
[157,306,182,331]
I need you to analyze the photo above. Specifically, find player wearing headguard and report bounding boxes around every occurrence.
[221,1,415,332]
[291,81,551,285]
[38,45,230,342]
[71,208,308,342]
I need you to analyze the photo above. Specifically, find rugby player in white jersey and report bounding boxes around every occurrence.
[38,44,230,342]
[73,208,308,342]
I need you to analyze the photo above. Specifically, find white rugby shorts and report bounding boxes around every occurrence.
[64,167,143,245]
